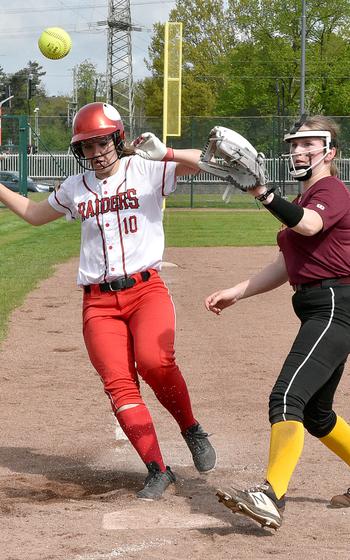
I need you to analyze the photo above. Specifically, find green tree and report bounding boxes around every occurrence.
[8,61,46,115]
[221,0,350,115]
[142,0,231,117]
[75,60,106,107]
[0,66,9,101]
[32,95,72,152]
[143,0,350,119]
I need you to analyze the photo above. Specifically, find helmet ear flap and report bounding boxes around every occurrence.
[70,142,84,160]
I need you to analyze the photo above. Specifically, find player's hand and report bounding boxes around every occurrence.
[249,185,269,198]
[131,132,168,161]
[205,287,242,315]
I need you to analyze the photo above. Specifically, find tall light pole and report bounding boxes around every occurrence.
[300,0,306,116]
[33,107,40,153]
[0,95,14,147]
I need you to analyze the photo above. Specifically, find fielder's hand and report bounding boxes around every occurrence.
[131,132,174,161]
[205,287,243,315]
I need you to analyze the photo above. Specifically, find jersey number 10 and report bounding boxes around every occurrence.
[122,215,138,234]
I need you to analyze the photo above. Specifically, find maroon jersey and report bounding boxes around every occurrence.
[277,176,350,285]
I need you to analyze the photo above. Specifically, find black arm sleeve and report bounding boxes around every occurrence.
[263,193,304,227]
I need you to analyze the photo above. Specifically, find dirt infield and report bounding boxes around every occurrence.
[1,247,349,560]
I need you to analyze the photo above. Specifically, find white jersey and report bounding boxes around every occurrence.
[48,155,177,285]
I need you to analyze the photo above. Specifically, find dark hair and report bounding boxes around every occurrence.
[301,115,339,176]
[120,141,136,158]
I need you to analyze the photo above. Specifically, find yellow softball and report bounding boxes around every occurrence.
[38,27,72,60]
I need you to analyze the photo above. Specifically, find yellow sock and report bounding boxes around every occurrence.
[320,416,350,465]
[266,420,304,499]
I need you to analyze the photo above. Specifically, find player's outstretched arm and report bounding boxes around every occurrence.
[172,148,202,177]
[205,252,288,315]
[0,183,63,225]
[131,132,201,176]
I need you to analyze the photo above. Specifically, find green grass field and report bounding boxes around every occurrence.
[0,194,279,342]
[163,209,278,246]
[165,192,262,209]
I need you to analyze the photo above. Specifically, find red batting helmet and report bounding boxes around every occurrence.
[70,102,125,169]
[71,102,124,143]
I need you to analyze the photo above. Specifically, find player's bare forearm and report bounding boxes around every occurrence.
[205,253,288,315]
[243,252,289,298]
[0,183,63,225]
[174,149,202,177]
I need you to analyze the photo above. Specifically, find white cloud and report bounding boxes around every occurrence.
[0,0,175,97]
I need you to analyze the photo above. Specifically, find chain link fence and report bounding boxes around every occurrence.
[2,114,350,207]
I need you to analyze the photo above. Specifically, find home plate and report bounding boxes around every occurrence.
[103,507,231,530]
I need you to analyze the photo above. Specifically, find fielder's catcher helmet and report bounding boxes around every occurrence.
[70,102,125,169]
[283,130,333,181]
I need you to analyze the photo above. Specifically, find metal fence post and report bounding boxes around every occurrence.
[190,176,194,208]
[18,115,28,196]
[190,117,194,208]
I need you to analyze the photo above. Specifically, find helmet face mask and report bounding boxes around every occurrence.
[283,130,333,181]
[70,103,125,171]
[80,134,113,150]
[71,133,124,171]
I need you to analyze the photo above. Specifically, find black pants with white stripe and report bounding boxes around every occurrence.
[269,285,350,437]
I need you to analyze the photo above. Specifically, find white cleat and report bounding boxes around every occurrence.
[216,483,284,530]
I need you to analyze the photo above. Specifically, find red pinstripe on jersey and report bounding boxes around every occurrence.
[53,190,75,218]
[161,161,168,197]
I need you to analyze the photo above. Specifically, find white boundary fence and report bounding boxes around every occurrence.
[2,153,350,185]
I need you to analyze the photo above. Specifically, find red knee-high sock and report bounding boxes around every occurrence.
[116,404,166,471]
[145,365,196,432]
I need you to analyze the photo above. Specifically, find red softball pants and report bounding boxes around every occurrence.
[82,269,196,432]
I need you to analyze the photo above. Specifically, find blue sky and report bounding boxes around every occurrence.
[0,0,175,97]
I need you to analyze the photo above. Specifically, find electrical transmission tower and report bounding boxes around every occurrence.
[106,0,140,138]
[67,67,78,127]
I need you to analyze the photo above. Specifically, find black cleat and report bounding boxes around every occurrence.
[182,423,217,473]
[136,462,176,500]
